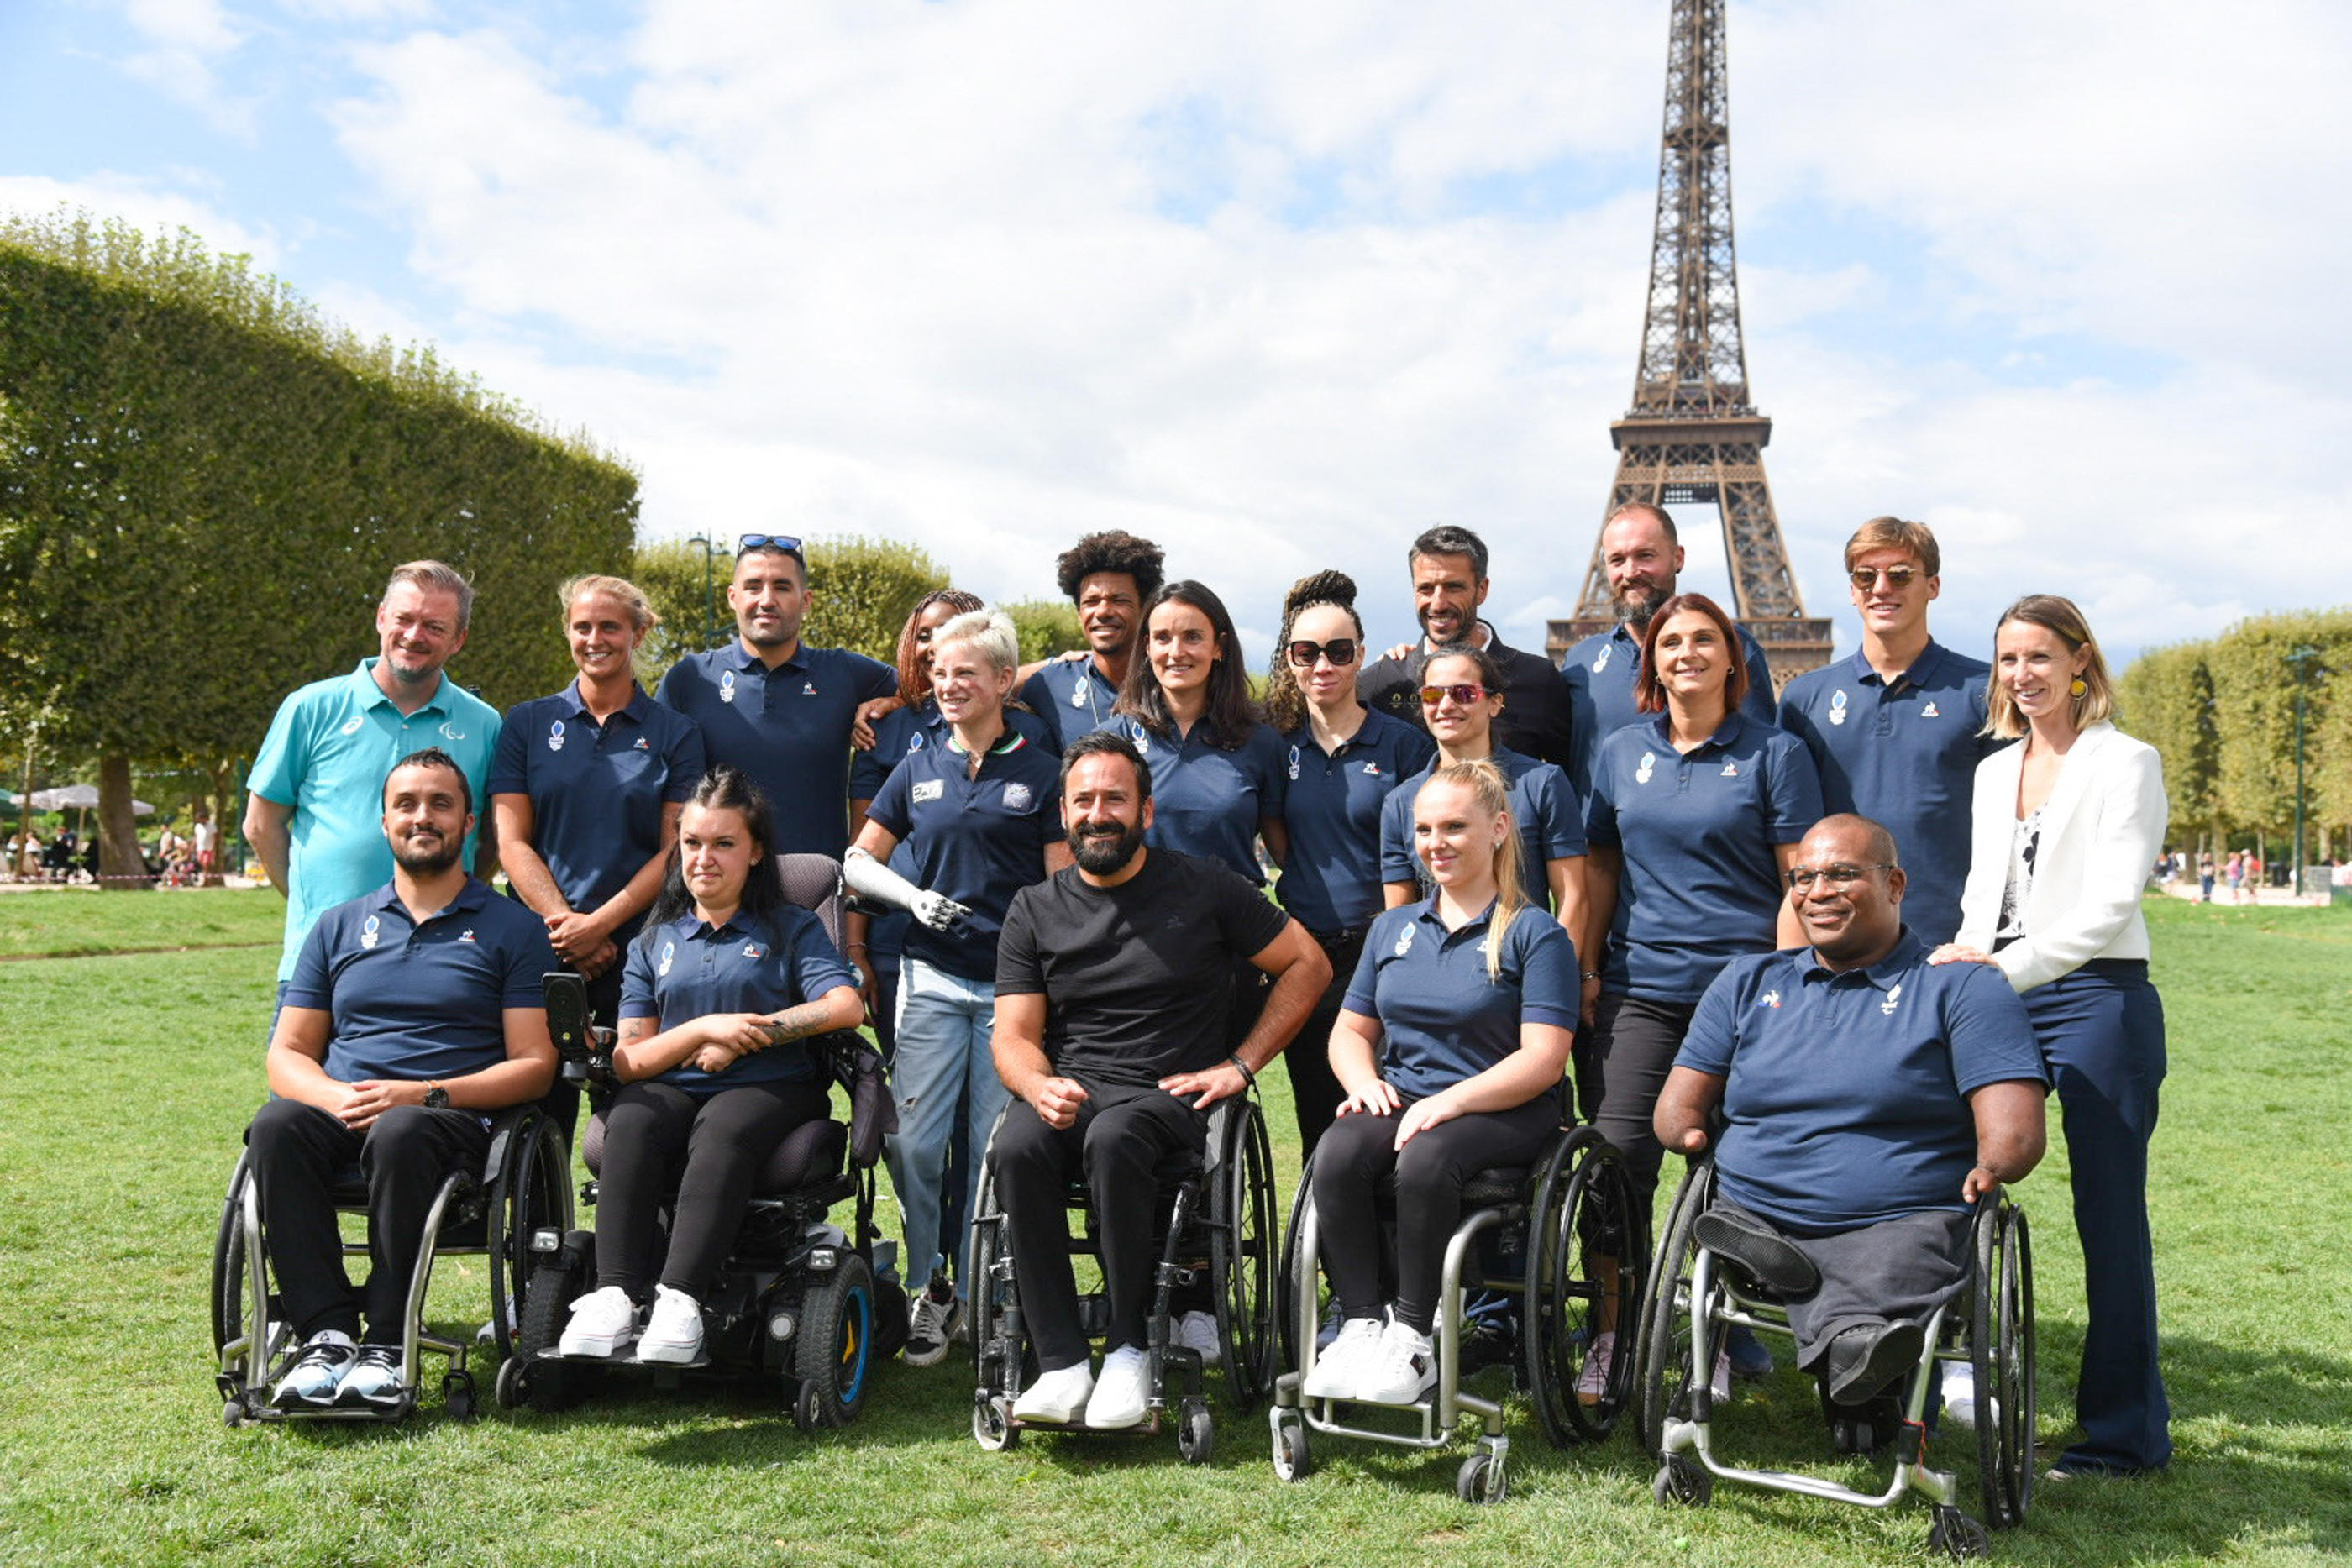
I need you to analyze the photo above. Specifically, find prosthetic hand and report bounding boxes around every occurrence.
[844,847,973,933]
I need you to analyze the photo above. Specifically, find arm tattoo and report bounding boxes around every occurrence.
[760,1001,836,1047]
[617,1018,657,1048]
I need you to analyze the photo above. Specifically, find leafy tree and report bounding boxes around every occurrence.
[2207,611,2352,846]
[1004,599,1085,663]
[2116,642,2221,845]
[628,538,729,677]
[802,535,948,663]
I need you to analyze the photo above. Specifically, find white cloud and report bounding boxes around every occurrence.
[118,0,258,138]
[0,174,281,267]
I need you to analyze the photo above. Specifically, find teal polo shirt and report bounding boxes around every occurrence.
[249,659,502,983]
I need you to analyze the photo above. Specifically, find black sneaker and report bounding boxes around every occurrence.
[904,1277,963,1367]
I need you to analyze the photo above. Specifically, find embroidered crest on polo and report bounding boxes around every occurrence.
[548,719,566,753]
[1127,719,1151,755]
[1362,761,1381,776]
[658,940,676,978]
[439,721,465,742]
[1756,989,1780,1009]
[1069,682,1088,707]
[1286,745,1300,782]
[719,670,738,704]
[801,680,817,696]
[458,928,477,944]
[1921,701,1941,719]
[911,779,945,805]
[1593,645,1612,674]
[1720,760,1740,777]
[742,943,764,961]
[339,716,365,737]
[1003,782,1034,812]
[1880,982,1903,1017]
[1635,750,1656,785]
[633,736,650,751]
[360,914,381,951]
[907,731,925,753]
[1829,690,1849,726]
[1393,923,1416,957]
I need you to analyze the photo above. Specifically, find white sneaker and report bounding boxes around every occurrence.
[336,1344,407,1409]
[1084,1345,1152,1428]
[1709,1347,1732,1407]
[559,1286,639,1358]
[1575,1329,1618,1406]
[1355,1319,1437,1406]
[1942,1362,1983,1429]
[1173,1310,1222,1367]
[270,1330,355,1408]
[1012,1361,1095,1424]
[1302,1315,1384,1400]
[635,1283,703,1363]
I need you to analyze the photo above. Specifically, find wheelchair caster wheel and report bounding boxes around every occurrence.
[973,1393,1018,1452]
[794,1382,827,1434]
[495,1358,528,1410]
[1269,1411,1310,1481]
[1456,1452,1507,1504]
[1653,1454,1711,1507]
[442,1372,475,1421]
[221,1396,248,1428]
[1928,1505,1989,1560]
[1176,1398,1215,1466]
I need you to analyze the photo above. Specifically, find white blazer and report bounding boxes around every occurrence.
[1954,721,2167,994]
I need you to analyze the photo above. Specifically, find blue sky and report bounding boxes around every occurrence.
[6,0,2347,669]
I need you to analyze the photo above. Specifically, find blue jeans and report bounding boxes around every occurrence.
[885,958,1010,1294]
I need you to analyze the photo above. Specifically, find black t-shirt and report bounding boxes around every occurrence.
[1357,624,1575,773]
[996,848,1290,1088]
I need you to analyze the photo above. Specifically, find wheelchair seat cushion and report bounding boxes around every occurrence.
[584,1109,847,1197]
[1458,1165,1532,1209]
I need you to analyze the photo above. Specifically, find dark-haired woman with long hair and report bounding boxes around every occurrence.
[557,768,864,1365]
[1263,571,1434,1154]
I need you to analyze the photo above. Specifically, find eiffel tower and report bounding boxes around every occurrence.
[1546,0,1830,691]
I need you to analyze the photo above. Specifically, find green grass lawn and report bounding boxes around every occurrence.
[2,893,2347,1565]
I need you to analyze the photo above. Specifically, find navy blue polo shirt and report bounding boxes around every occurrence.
[1378,747,1587,906]
[1018,657,1121,753]
[1777,641,1996,947]
[619,906,858,1093]
[1096,715,1289,884]
[1344,897,1579,1103]
[285,878,556,1086]
[1562,621,1778,806]
[490,681,706,947]
[654,641,896,858]
[1277,709,1436,935]
[1584,713,1822,1002]
[1677,931,2046,1230]
[864,722,1067,982]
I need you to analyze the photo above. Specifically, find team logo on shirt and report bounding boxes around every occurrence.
[548,719,566,753]
[1880,982,1903,1016]
[742,943,764,960]
[659,940,676,978]
[1921,701,1941,719]
[439,721,465,741]
[1635,750,1656,785]
[720,670,738,704]
[1362,761,1382,776]
[339,716,365,737]
[911,779,945,805]
[360,914,381,951]
[1829,690,1849,726]
[1592,646,1612,674]
[459,928,477,944]
[907,732,927,753]
[1126,720,1151,755]
[801,680,818,696]
[1757,989,1781,1009]
[1004,782,1035,811]
[633,736,650,750]
[1286,745,1301,782]
[1720,760,1740,777]
[1393,923,1415,957]
[1070,682,1089,708]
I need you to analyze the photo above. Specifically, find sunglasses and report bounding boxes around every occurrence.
[1419,683,1488,707]
[1848,566,1919,590]
[1286,637,1359,669]
[1783,863,1895,893]
[738,532,803,557]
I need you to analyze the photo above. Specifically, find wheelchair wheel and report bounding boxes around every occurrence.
[795,1252,877,1429]
[1971,1199,2035,1529]
[966,1151,1021,1408]
[1525,1129,1641,1446]
[487,1109,573,1362]
[209,1154,250,1359]
[1209,1099,1278,1411]
[1276,1151,1317,1373]
[1635,1162,1714,1455]
[513,1230,591,1411]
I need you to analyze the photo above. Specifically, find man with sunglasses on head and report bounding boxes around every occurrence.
[655,535,896,859]
[1357,525,1577,773]
[1776,519,1994,946]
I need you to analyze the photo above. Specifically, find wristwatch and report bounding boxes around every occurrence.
[423,1082,450,1109]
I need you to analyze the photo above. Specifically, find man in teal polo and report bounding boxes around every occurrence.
[245,561,503,994]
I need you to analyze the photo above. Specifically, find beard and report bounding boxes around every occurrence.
[1070,818,1144,876]
[391,830,464,877]
[1612,579,1670,627]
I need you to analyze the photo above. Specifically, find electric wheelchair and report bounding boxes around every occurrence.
[1637,1159,2036,1558]
[498,854,904,1431]
[211,1094,573,1424]
[1268,1123,1640,1502]
[967,1093,1280,1462]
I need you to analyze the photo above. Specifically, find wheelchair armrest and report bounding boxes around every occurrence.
[541,971,597,1064]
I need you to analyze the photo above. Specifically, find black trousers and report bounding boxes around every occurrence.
[595,1078,832,1300]
[1584,992,1699,1216]
[1312,1098,1558,1335]
[993,1081,1207,1371]
[1285,927,1365,1161]
[246,1098,491,1344]
[1711,1199,1971,1377]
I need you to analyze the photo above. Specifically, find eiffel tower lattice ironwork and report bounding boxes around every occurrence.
[1546,0,1830,691]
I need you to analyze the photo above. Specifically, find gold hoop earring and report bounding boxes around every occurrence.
[2069,677,2088,699]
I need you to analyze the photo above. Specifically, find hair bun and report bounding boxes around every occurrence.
[1284,569,1357,616]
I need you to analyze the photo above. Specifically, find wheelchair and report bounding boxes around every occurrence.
[499,855,903,1432]
[1267,1122,1640,1502]
[967,1092,1280,1462]
[211,1096,574,1424]
[1636,1160,2036,1559]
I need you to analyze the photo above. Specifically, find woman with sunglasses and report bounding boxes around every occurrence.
[1580,591,1820,1400]
[491,574,706,1046]
[1261,571,1436,1155]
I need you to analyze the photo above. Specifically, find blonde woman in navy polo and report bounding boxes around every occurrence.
[1302,760,1578,1406]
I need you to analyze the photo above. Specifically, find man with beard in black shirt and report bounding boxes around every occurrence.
[990,732,1327,1429]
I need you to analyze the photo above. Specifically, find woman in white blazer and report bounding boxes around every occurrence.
[1932,594,2170,1478]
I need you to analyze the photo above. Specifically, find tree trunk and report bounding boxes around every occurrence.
[96,753,148,891]
[205,758,235,888]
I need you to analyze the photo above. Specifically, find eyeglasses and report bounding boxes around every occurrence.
[1783,863,1895,893]
[1286,638,1359,669]
[738,532,803,557]
[1848,566,1919,590]
[1419,683,1488,706]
